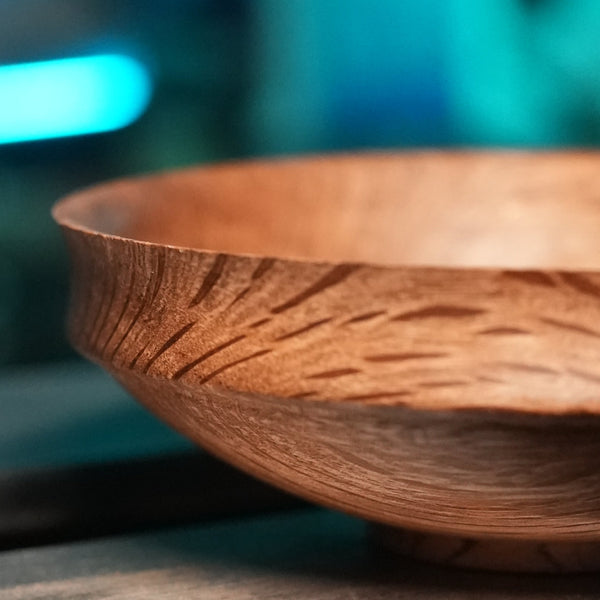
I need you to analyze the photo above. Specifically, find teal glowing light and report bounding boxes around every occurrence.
[0,54,152,144]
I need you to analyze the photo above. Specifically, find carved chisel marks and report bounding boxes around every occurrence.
[110,250,164,361]
[189,254,227,307]
[251,257,276,280]
[478,327,530,335]
[248,317,272,329]
[199,349,273,384]
[342,310,386,325]
[228,287,250,308]
[539,317,600,339]
[101,260,136,357]
[502,270,556,287]
[79,241,98,338]
[90,267,118,351]
[228,258,276,308]
[496,362,559,376]
[129,338,152,369]
[477,375,505,384]
[307,367,361,379]
[142,321,197,374]
[391,305,486,321]
[559,272,600,300]
[419,380,469,388]
[568,368,600,384]
[91,271,117,348]
[288,390,319,399]
[340,391,410,402]
[271,264,359,314]
[274,317,333,341]
[171,334,246,380]
[364,352,447,363]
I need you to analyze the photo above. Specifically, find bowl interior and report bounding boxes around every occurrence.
[55,152,600,270]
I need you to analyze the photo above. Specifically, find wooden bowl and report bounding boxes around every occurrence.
[53,152,600,572]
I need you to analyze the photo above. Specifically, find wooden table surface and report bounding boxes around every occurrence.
[3,509,600,599]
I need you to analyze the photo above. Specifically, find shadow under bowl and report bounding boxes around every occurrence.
[53,152,600,571]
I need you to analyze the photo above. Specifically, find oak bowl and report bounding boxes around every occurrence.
[53,153,600,571]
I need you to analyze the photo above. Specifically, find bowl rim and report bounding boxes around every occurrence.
[52,149,600,276]
[52,150,600,418]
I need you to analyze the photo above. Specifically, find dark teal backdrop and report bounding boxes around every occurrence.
[2,0,600,365]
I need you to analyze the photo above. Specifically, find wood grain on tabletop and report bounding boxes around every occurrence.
[52,152,600,570]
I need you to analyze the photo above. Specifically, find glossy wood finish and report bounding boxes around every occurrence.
[53,152,600,571]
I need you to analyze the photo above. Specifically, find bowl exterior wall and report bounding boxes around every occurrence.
[112,366,600,542]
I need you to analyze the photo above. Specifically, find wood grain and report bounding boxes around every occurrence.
[52,152,600,571]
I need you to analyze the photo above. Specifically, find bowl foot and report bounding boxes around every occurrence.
[370,524,600,572]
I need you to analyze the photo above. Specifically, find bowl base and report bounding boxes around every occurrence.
[371,524,600,572]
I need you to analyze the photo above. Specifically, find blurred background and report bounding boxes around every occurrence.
[4,0,600,369]
[2,1,600,468]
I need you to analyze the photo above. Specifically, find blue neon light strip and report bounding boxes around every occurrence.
[0,54,152,144]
